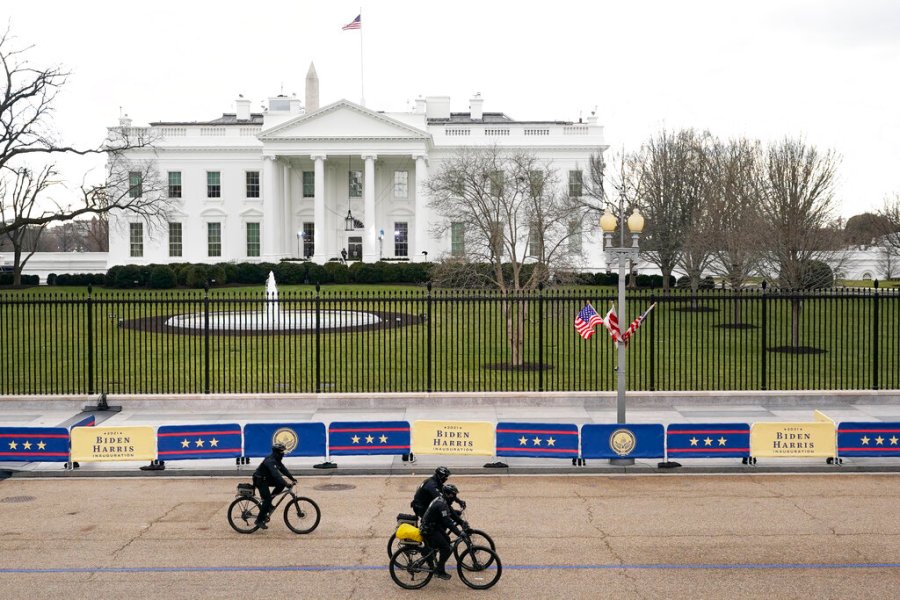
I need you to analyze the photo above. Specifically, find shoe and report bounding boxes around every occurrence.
[434,570,451,580]
[255,522,268,530]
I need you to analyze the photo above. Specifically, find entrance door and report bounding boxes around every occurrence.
[347,236,362,261]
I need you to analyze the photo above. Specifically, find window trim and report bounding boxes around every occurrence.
[207,171,221,199]
[245,171,260,199]
[167,171,182,199]
[168,222,183,257]
[246,221,260,257]
[207,221,222,257]
[129,222,144,257]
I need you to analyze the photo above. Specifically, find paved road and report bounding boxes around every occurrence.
[1,473,898,599]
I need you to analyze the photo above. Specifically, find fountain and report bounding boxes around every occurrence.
[164,271,381,332]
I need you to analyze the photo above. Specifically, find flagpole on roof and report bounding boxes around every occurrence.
[359,7,365,107]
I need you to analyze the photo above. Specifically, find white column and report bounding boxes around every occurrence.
[312,154,326,263]
[414,154,429,261]
[362,154,377,262]
[262,156,278,258]
[282,162,293,257]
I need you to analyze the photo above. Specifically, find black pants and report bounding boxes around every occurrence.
[423,530,452,572]
[254,476,284,524]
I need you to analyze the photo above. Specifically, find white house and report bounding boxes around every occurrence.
[106,65,609,269]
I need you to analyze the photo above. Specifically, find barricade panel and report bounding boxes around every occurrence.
[580,424,665,459]
[495,422,579,459]
[750,421,836,458]
[70,426,156,462]
[411,420,494,456]
[157,423,242,461]
[0,427,70,462]
[666,423,750,459]
[328,421,410,456]
[837,422,900,457]
[243,423,326,458]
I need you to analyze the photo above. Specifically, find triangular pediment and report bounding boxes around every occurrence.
[258,99,429,141]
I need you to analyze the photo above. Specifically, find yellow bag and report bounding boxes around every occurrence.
[395,523,423,542]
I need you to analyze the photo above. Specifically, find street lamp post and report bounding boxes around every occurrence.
[600,196,644,464]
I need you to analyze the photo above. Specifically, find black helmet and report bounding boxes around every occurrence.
[441,483,459,499]
[272,442,287,454]
[435,466,451,482]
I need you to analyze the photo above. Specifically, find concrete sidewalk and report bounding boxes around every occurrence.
[1,392,898,476]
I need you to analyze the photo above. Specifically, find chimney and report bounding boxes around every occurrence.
[586,105,598,125]
[414,96,426,114]
[290,93,302,114]
[119,114,132,128]
[425,96,451,120]
[469,93,483,120]
[236,95,251,121]
[305,62,320,113]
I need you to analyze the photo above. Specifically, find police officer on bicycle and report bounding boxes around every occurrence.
[411,466,466,519]
[419,484,468,580]
[252,442,296,529]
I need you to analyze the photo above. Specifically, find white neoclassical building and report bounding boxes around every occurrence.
[107,66,608,268]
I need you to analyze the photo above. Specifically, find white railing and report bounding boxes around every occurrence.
[240,126,262,136]
[563,126,589,135]
[160,127,187,137]
[485,129,510,136]
[524,129,550,136]
[200,127,226,136]
[445,128,471,136]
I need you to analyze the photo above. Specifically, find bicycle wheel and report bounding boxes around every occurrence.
[283,496,321,534]
[454,528,496,569]
[386,533,399,558]
[227,497,261,534]
[456,546,502,590]
[389,546,433,590]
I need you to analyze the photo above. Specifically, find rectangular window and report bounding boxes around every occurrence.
[394,222,408,257]
[528,227,542,258]
[245,171,260,198]
[394,170,408,198]
[348,236,362,260]
[246,222,260,257]
[302,222,315,257]
[129,222,143,257]
[302,171,315,197]
[349,170,362,198]
[568,220,583,254]
[529,170,544,198]
[489,170,504,198]
[568,170,583,197]
[128,172,143,198]
[451,222,465,257]
[207,222,222,257]
[169,222,182,257]
[489,220,504,259]
[167,171,182,199]
[207,171,221,198]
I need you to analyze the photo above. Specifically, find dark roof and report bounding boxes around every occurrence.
[149,113,265,126]
[427,112,573,126]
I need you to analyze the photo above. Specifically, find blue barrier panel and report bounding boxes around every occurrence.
[0,427,70,462]
[496,422,579,459]
[243,423,326,458]
[666,423,751,459]
[157,423,243,461]
[837,422,900,457]
[71,415,96,429]
[328,421,410,456]
[581,424,665,459]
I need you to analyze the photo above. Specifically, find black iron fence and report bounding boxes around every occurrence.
[1,284,898,395]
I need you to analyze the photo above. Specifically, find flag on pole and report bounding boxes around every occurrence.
[342,14,361,30]
[621,303,657,343]
[604,304,622,344]
[574,304,604,340]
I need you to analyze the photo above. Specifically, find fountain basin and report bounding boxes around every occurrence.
[165,310,381,331]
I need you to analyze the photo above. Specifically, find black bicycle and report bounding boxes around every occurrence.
[389,536,502,590]
[387,511,496,569]
[227,482,320,534]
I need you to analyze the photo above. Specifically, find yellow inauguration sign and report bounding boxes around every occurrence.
[70,426,156,462]
[412,420,495,456]
[750,421,836,458]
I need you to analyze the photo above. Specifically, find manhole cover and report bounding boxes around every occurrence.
[1,496,36,503]
[313,483,356,491]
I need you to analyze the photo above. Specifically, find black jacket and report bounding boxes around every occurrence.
[411,474,443,517]
[253,453,293,487]
[419,495,465,537]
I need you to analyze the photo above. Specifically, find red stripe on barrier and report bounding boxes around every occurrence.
[838,447,900,452]
[496,429,577,435]
[329,428,409,433]
[0,433,68,439]
[329,445,409,451]
[496,447,577,454]
[157,448,242,455]
[0,452,69,457]
[158,431,241,437]
[667,448,750,453]
[838,429,900,433]
[668,430,749,435]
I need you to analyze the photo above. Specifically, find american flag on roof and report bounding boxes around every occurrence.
[574,303,604,340]
[342,14,361,30]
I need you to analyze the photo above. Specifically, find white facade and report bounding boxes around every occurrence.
[107,83,609,270]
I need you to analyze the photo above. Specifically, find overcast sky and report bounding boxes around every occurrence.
[8,0,900,219]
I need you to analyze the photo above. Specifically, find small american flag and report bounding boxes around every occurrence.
[574,304,604,340]
[621,303,656,343]
[342,14,361,30]
[604,305,622,344]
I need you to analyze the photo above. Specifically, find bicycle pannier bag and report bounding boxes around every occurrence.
[395,523,424,543]
[237,483,255,497]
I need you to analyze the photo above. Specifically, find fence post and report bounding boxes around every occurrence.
[760,280,768,391]
[649,292,656,392]
[426,281,433,393]
[872,280,880,390]
[86,284,94,395]
[538,283,544,392]
[203,283,210,394]
[315,282,321,394]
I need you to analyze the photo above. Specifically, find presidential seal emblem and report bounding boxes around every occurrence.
[609,429,636,456]
[273,428,298,453]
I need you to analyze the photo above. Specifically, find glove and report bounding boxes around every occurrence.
[458,500,467,510]
[458,530,470,541]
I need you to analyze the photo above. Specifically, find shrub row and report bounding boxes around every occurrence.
[47,273,109,286]
[0,273,40,286]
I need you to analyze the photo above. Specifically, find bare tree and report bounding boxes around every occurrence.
[675,131,716,297]
[427,146,581,367]
[0,27,166,278]
[0,164,53,285]
[759,137,841,348]
[876,192,900,253]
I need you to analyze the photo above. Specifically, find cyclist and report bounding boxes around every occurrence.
[252,442,297,530]
[411,466,466,519]
[419,484,468,580]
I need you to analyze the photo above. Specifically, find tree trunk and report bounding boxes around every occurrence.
[503,296,529,366]
[12,247,23,287]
